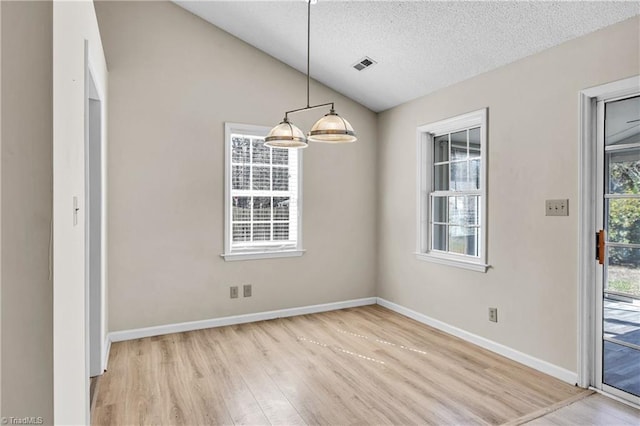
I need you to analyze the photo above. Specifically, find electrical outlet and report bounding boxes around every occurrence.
[545,199,569,216]
[230,286,238,299]
[489,307,498,323]
[243,284,252,297]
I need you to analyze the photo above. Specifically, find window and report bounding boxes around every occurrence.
[223,123,303,261]
[416,109,488,272]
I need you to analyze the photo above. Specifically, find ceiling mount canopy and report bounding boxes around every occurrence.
[264,0,357,149]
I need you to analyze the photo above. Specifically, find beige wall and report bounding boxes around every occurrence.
[94,1,378,332]
[377,16,640,373]
[0,1,53,422]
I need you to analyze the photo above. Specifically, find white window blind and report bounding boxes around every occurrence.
[223,123,303,261]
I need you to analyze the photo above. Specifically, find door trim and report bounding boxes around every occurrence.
[86,69,103,377]
[578,75,640,391]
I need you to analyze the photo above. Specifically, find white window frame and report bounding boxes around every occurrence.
[416,108,489,272]
[222,122,304,261]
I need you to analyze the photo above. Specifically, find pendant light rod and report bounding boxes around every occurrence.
[279,1,333,121]
[306,0,311,108]
[280,1,332,120]
[285,102,334,120]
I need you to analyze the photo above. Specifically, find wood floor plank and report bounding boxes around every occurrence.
[225,324,307,426]
[243,320,373,425]
[195,327,270,425]
[523,393,640,425]
[94,305,614,425]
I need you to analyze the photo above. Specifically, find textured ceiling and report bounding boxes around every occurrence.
[174,1,640,112]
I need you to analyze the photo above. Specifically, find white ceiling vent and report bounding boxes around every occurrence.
[353,56,376,71]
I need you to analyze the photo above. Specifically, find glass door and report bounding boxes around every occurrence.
[598,95,640,404]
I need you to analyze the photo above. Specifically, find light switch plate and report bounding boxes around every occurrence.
[545,199,569,216]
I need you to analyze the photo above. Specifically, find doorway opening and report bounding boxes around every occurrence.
[580,76,640,407]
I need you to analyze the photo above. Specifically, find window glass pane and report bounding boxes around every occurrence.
[434,164,449,190]
[433,224,447,251]
[432,196,448,223]
[607,199,640,245]
[272,148,289,165]
[434,135,449,163]
[603,341,640,397]
[451,130,467,160]
[450,161,468,190]
[252,166,270,190]
[448,196,461,225]
[470,196,480,226]
[252,223,271,241]
[232,136,250,163]
[469,159,481,190]
[274,197,290,221]
[605,96,640,147]
[469,127,481,159]
[466,227,479,257]
[448,226,466,255]
[273,223,289,241]
[252,138,270,164]
[232,165,250,190]
[227,126,300,254]
[232,223,250,242]
[607,149,640,195]
[252,197,271,221]
[449,226,478,256]
[607,246,640,297]
[232,196,250,222]
[272,167,289,191]
[449,196,479,226]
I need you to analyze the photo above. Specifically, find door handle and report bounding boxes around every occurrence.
[596,229,605,265]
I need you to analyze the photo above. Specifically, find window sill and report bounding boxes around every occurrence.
[221,249,306,262]
[415,252,489,273]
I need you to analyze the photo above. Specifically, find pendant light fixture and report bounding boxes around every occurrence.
[265,0,357,149]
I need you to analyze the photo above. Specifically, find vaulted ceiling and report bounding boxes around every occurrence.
[174,1,640,112]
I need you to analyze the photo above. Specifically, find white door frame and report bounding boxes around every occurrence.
[578,75,640,398]
[53,2,108,421]
[86,67,104,378]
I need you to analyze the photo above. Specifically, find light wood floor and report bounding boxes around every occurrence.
[526,394,640,425]
[93,305,604,425]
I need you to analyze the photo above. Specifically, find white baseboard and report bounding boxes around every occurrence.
[376,298,578,385]
[108,297,377,343]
